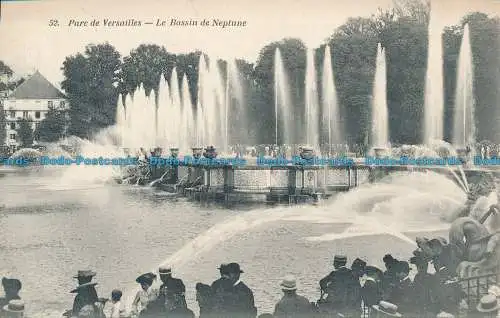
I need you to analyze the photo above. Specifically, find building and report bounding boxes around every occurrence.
[2,70,68,151]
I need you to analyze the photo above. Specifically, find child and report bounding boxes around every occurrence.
[110,289,124,318]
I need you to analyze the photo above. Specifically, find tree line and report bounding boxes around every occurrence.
[1,0,500,148]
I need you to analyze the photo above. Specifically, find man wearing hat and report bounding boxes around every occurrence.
[476,294,500,317]
[145,266,185,315]
[71,271,99,315]
[319,255,358,314]
[214,262,257,318]
[0,278,22,309]
[273,275,312,317]
[2,299,25,318]
[210,264,231,315]
[410,255,434,316]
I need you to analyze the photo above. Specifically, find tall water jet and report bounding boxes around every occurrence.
[170,68,181,149]
[227,59,247,146]
[180,73,194,152]
[274,48,292,145]
[371,43,389,149]
[424,10,445,144]
[156,74,170,147]
[115,94,125,148]
[124,94,133,149]
[305,48,320,148]
[453,24,475,148]
[321,45,341,152]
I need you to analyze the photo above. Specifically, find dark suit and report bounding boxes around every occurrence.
[72,286,98,314]
[274,293,312,318]
[212,279,257,318]
[361,278,381,307]
[319,267,358,310]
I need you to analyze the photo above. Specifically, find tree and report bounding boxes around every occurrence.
[0,105,5,146]
[118,44,175,97]
[16,119,34,147]
[0,61,13,78]
[34,106,67,142]
[61,43,121,139]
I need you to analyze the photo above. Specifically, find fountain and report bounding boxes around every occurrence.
[305,48,320,148]
[453,23,475,149]
[371,43,389,152]
[274,48,292,145]
[423,9,445,145]
[115,94,126,148]
[321,44,341,154]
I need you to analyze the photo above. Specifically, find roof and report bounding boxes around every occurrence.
[9,70,65,99]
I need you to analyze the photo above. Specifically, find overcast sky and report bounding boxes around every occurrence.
[0,0,499,89]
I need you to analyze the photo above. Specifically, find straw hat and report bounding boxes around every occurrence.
[372,301,402,317]
[159,266,172,275]
[477,294,500,313]
[280,276,297,291]
[2,300,24,313]
[436,311,455,318]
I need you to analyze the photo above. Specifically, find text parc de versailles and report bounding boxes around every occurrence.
[68,18,247,28]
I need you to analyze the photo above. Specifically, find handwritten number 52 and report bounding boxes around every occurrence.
[49,19,59,27]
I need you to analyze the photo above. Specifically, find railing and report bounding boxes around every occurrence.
[459,271,499,310]
[356,271,500,318]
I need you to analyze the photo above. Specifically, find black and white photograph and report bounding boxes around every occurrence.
[1,0,500,316]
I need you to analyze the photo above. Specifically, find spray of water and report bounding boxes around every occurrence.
[124,170,470,309]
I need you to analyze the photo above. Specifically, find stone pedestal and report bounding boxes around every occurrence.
[203,146,217,159]
[192,147,203,159]
[170,148,179,158]
[300,147,315,160]
[153,147,163,156]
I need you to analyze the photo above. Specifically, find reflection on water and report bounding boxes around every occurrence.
[0,170,471,316]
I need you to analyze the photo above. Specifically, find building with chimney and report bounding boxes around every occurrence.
[2,70,68,151]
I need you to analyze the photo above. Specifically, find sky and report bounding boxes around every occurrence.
[0,0,499,89]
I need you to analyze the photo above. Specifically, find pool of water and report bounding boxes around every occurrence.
[0,169,464,317]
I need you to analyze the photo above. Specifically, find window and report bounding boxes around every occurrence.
[48,101,53,107]
[60,101,65,108]
[23,111,29,119]
[10,123,15,130]
[9,134,16,140]
[9,111,15,118]
[35,122,40,130]
[35,111,41,119]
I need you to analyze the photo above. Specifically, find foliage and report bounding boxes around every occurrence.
[118,44,175,97]
[35,106,67,142]
[0,105,5,145]
[16,119,34,147]
[61,43,121,139]
[0,61,13,78]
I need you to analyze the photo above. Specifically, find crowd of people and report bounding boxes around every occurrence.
[1,251,500,318]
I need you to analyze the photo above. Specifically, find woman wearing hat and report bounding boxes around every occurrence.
[131,273,158,316]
